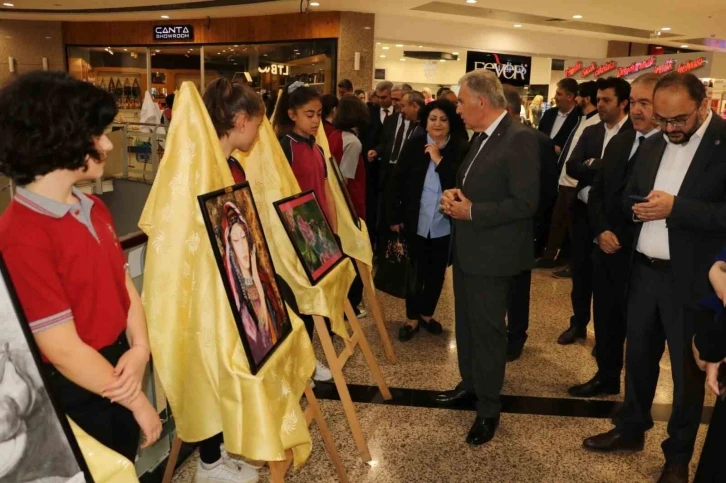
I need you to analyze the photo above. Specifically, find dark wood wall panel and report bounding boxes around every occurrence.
[62,12,341,45]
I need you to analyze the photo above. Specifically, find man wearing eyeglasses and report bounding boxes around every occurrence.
[584,72,726,483]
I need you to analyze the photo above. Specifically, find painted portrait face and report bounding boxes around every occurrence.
[230,222,251,271]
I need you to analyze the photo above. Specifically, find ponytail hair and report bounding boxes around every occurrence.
[203,78,265,138]
[272,81,321,136]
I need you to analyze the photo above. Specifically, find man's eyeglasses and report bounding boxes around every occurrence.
[652,106,698,128]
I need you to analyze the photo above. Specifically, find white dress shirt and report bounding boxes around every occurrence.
[463,110,508,186]
[550,108,574,140]
[578,115,629,203]
[637,111,713,260]
[559,111,601,188]
[380,107,392,124]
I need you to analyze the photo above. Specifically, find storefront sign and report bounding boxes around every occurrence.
[653,59,676,75]
[565,61,583,77]
[258,64,289,76]
[564,52,713,80]
[153,25,194,41]
[617,56,656,77]
[677,56,706,74]
[466,51,531,86]
[594,61,617,78]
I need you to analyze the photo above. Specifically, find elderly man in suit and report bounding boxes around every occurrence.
[436,70,540,445]
[584,72,726,483]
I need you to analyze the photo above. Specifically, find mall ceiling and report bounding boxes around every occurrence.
[1,0,725,52]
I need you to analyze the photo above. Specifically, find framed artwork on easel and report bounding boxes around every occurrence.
[0,255,93,483]
[328,157,361,230]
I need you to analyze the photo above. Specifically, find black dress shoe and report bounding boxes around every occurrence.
[535,258,557,269]
[568,376,620,397]
[583,429,644,452]
[433,387,477,406]
[398,322,420,342]
[557,326,586,345]
[657,463,688,483]
[506,343,524,362]
[419,317,443,335]
[466,416,500,446]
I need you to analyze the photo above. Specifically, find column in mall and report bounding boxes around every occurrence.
[337,12,375,92]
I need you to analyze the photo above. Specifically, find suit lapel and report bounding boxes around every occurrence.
[678,116,724,196]
[644,136,667,191]
[461,115,512,188]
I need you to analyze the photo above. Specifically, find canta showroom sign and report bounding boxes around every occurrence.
[153,25,194,41]
[564,52,714,80]
[466,51,531,87]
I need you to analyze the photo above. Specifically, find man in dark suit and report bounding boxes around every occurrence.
[501,84,558,361]
[539,77,580,156]
[583,73,726,483]
[560,77,632,345]
[436,70,539,445]
[568,73,660,397]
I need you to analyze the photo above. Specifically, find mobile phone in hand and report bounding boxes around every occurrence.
[629,194,649,203]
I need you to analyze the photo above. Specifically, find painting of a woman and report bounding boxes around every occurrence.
[221,202,282,366]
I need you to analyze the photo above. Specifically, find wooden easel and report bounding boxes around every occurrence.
[162,383,349,483]
[355,259,396,363]
[313,299,393,463]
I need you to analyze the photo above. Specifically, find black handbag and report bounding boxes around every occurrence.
[373,230,413,299]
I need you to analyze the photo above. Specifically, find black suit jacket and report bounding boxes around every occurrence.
[566,118,634,192]
[533,128,559,222]
[588,129,640,248]
[538,107,580,151]
[453,114,540,276]
[390,132,468,232]
[624,114,726,307]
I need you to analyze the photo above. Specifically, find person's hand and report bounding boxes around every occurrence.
[390,224,403,233]
[709,261,726,305]
[632,190,675,222]
[706,360,725,397]
[367,150,377,162]
[597,231,621,254]
[440,188,472,221]
[554,145,562,155]
[103,345,150,404]
[442,189,457,202]
[129,396,162,449]
[424,144,443,165]
[693,337,708,372]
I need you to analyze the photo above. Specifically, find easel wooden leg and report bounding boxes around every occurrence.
[269,450,293,483]
[304,384,349,483]
[356,260,396,363]
[343,301,392,400]
[313,315,372,462]
[162,436,183,483]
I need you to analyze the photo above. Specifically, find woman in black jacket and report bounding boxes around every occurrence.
[390,99,469,342]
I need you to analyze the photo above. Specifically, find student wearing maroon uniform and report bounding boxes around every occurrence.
[274,81,336,383]
[0,71,161,461]
[196,78,267,483]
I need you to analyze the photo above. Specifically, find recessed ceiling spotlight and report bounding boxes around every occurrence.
[376,42,381,45]
[155,49,160,53]
[310,1,320,5]
[217,52,221,55]
[572,14,583,19]
[440,59,447,63]
[124,48,128,51]
[382,46,390,50]
[396,44,403,47]
[3,3,15,6]
[45,36,52,39]
[452,51,459,55]
[400,58,406,61]
[466,0,477,3]
[514,24,523,28]
[681,44,689,48]
[364,26,371,30]
[161,15,170,19]
[380,54,386,58]
[418,45,423,48]
[661,26,671,31]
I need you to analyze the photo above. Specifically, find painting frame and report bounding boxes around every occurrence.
[273,190,345,286]
[328,156,361,230]
[0,255,94,483]
[198,182,293,375]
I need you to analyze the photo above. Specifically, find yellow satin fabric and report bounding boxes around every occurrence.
[69,419,138,482]
[139,82,315,467]
[233,118,355,338]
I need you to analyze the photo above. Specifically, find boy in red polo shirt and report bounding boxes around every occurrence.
[0,71,161,460]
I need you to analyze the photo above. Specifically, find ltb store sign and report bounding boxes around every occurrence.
[466,51,532,87]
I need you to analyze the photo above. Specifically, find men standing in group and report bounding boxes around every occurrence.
[501,84,558,361]
[538,78,580,155]
[568,73,660,398]
[435,70,539,445]
[559,77,632,345]
[337,79,354,98]
[535,80,597,267]
[584,72,726,483]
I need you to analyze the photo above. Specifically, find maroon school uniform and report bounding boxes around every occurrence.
[279,132,331,221]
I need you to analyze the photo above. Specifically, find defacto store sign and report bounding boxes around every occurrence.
[153,25,194,41]
[564,52,712,80]
[258,64,289,76]
[466,51,531,87]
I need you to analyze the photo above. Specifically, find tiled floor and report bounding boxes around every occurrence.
[170,268,714,482]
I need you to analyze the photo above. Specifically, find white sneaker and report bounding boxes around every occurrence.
[356,307,368,319]
[220,444,263,470]
[196,458,259,483]
[312,359,333,382]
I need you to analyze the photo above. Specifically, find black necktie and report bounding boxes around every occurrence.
[630,135,645,161]
[460,132,489,186]
[391,119,406,162]
[405,121,416,140]
[383,108,390,119]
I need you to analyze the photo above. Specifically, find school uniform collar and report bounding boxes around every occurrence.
[287,131,317,147]
[15,186,94,219]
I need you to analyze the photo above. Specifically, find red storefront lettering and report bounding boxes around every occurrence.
[677,57,705,74]
[565,61,583,77]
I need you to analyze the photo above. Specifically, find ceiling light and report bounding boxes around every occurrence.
[161,15,170,19]
[681,44,689,48]
[440,59,446,62]
[572,14,583,19]
[400,58,406,61]
[466,0,477,3]
[217,52,221,54]
[364,26,371,30]
[514,24,523,28]
[45,36,52,39]
[396,44,403,47]
[452,51,459,55]
[234,45,239,47]
[376,42,381,45]
[418,45,423,48]
[155,49,160,53]
[380,55,386,58]
[310,1,320,5]
[382,46,390,50]
[3,3,15,6]
[661,26,671,31]
[124,48,128,51]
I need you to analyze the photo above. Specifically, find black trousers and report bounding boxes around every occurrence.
[695,394,726,482]
[541,186,577,260]
[592,248,629,382]
[569,199,593,329]
[348,262,364,310]
[47,333,140,462]
[454,263,511,418]
[615,260,706,464]
[199,433,224,464]
[507,269,531,348]
[405,234,449,320]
